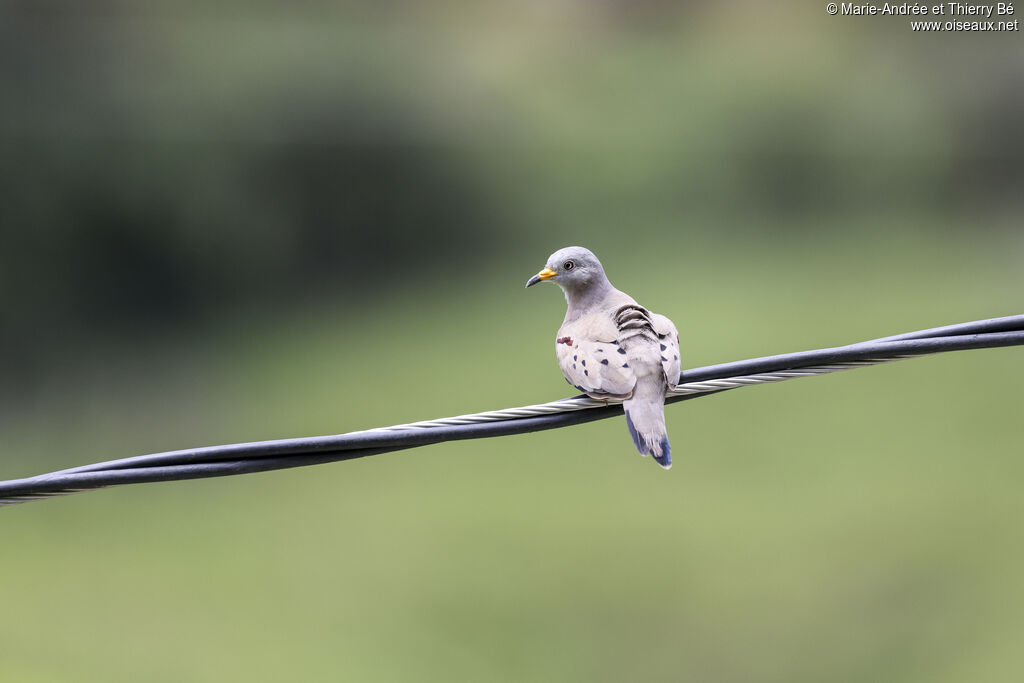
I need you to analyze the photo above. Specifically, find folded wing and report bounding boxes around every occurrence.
[556,313,636,398]
[652,313,681,390]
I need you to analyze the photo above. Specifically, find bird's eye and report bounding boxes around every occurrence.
[563,260,575,271]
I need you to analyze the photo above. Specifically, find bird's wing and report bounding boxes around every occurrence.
[556,313,636,399]
[651,313,681,390]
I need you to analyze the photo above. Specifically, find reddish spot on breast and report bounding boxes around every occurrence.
[556,336,574,346]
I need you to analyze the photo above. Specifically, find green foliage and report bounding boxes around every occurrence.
[1,2,1020,378]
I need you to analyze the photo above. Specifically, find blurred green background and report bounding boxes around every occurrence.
[2,2,1023,681]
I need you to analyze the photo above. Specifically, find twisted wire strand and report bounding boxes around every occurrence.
[1,315,1021,507]
[363,357,912,433]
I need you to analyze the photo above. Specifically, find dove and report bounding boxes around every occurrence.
[526,246,681,469]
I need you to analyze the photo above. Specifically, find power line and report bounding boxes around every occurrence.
[2,314,1022,506]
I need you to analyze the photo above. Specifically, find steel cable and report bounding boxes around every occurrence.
[1,314,1021,506]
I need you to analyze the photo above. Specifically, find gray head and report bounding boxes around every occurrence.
[525,246,610,292]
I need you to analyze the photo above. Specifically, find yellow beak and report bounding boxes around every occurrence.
[525,267,557,288]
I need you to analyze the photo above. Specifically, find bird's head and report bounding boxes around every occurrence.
[525,246,607,291]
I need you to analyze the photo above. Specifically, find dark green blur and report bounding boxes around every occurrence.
[2,3,1022,681]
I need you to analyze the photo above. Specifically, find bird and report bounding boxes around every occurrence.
[526,246,681,469]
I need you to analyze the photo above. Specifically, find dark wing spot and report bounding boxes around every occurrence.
[661,356,667,362]
[581,359,586,366]
[601,359,609,365]
[617,348,626,355]
[622,363,629,368]
[584,369,589,376]
[572,363,576,369]
[660,344,667,351]
[674,354,678,360]
[573,354,577,361]
[596,348,603,353]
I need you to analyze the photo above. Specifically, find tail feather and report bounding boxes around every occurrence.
[623,392,672,471]
[624,408,645,454]
[653,437,671,470]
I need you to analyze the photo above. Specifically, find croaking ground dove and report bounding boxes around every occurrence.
[526,246,680,469]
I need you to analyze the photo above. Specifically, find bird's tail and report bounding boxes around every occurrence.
[623,379,671,470]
